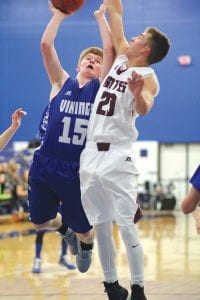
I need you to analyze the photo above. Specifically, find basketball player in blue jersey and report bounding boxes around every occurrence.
[28,1,114,273]
[0,108,27,152]
[79,0,170,299]
[181,165,200,234]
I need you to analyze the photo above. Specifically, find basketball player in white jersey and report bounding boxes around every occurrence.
[80,0,170,299]
[0,108,27,152]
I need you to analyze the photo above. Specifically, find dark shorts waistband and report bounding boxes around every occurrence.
[97,142,110,151]
[86,141,135,152]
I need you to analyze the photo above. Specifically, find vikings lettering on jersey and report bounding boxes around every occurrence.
[38,77,99,160]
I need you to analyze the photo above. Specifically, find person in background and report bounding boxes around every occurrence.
[0,108,26,215]
[181,165,200,234]
[0,108,27,152]
[32,230,76,273]
[16,167,76,273]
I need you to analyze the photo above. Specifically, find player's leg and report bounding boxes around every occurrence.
[94,221,128,300]
[114,182,147,299]
[57,176,94,273]
[59,238,76,270]
[28,174,61,229]
[32,230,45,273]
[118,224,147,300]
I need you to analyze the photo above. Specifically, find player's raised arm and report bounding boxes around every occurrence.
[0,108,27,152]
[106,0,129,55]
[40,2,70,95]
[94,1,115,81]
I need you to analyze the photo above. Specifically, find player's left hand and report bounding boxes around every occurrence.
[94,2,106,19]
[127,71,145,97]
[11,108,27,130]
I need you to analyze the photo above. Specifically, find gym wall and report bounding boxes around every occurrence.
[0,0,199,143]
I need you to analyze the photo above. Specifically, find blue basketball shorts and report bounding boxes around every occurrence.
[28,151,92,233]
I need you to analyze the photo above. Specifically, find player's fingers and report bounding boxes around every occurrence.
[94,10,99,17]
[99,4,106,13]
[13,108,27,116]
[131,71,137,79]
[48,0,53,9]
[129,72,142,83]
[18,110,27,116]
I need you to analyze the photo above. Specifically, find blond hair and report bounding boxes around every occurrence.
[78,47,103,64]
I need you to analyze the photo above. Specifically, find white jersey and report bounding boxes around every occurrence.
[87,54,160,143]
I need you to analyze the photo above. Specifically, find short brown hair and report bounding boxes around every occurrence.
[78,47,103,64]
[145,27,170,65]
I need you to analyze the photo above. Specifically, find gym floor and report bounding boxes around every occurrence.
[0,210,199,300]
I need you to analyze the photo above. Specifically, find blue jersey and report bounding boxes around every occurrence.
[38,103,50,142]
[38,77,100,161]
[190,165,200,191]
[28,77,99,230]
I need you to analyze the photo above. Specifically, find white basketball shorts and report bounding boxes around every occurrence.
[79,142,140,226]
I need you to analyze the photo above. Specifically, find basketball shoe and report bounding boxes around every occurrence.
[103,281,128,300]
[63,228,78,255]
[76,239,93,273]
[131,284,147,300]
[59,255,76,270]
[32,258,41,273]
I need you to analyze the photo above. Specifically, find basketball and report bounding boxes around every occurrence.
[51,0,85,14]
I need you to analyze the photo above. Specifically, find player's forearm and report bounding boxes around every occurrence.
[96,14,113,50]
[95,9,115,81]
[107,0,123,16]
[106,0,127,54]
[0,126,17,152]
[41,12,69,87]
[41,12,66,47]
[134,94,153,116]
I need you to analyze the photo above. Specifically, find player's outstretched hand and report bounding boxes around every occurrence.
[127,71,145,98]
[11,108,27,130]
[94,1,107,19]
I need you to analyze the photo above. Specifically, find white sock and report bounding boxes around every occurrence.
[94,222,118,283]
[119,223,144,287]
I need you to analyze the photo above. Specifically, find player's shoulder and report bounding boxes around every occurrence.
[115,54,128,64]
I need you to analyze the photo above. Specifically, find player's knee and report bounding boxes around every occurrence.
[78,229,94,244]
[33,223,43,231]
[32,222,49,231]
[119,224,139,245]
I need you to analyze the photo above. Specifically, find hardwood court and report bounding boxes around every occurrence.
[0,211,199,300]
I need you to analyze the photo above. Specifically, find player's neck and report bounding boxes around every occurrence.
[127,56,149,68]
[76,73,95,87]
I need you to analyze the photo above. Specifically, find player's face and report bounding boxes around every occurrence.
[127,32,150,58]
[78,53,103,78]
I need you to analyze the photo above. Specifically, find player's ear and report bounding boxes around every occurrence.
[141,45,151,55]
[76,65,80,72]
[141,46,150,57]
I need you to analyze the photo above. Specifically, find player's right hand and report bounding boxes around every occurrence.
[48,1,71,17]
